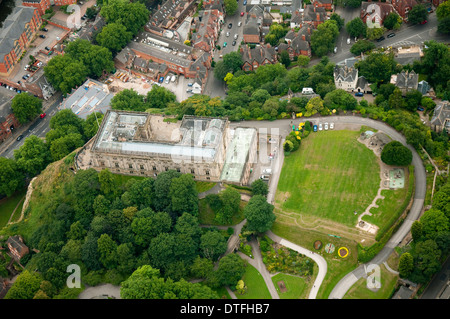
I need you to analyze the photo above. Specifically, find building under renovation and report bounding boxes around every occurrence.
[76,110,258,185]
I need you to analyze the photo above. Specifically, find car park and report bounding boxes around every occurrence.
[387,33,395,38]
[330,123,334,130]
[355,92,364,97]
[324,122,329,130]
[16,135,24,141]
[319,123,323,131]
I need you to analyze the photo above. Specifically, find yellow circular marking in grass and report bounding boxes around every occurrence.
[338,247,349,258]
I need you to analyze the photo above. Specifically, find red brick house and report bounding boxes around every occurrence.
[0,6,42,76]
[311,0,333,11]
[6,236,29,261]
[391,0,417,20]
[361,2,395,26]
[302,5,327,28]
[192,9,223,53]
[240,44,277,72]
[22,0,51,16]
[0,86,20,143]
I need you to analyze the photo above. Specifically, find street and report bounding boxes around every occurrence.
[0,93,62,159]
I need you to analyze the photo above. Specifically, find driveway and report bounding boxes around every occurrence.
[78,283,121,299]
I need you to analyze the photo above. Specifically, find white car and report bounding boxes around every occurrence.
[234,34,238,40]
[319,123,323,131]
[263,168,272,175]
[165,76,171,84]
[330,123,334,130]
[238,21,242,27]
[347,38,351,44]
[171,75,176,82]
[226,31,230,37]
[334,47,337,53]
[24,65,29,71]
[324,122,329,130]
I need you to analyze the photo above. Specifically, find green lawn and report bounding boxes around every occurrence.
[271,273,308,299]
[275,130,380,227]
[235,263,272,299]
[195,181,216,193]
[198,199,246,226]
[343,264,398,299]
[0,188,27,229]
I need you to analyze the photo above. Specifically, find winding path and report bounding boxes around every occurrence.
[229,116,425,299]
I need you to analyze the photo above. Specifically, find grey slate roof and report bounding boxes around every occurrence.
[430,101,450,127]
[0,6,38,61]
[241,44,276,65]
[0,87,16,123]
[334,65,358,83]
[395,70,418,90]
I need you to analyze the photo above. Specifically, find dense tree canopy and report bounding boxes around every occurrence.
[11,93,43,124]
[310,20,339,57]
[380,141,413,166]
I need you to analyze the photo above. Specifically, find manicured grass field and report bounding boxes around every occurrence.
[275,130,380,227]
[235,263,271,299]
[271,273,308,299]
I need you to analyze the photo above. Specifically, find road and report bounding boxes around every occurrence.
[420,256,450,299]
[231,115,426,299]
[0,92,62,159]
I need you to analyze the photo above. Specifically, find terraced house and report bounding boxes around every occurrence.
[240,44,277,72]
[0,6,42,76]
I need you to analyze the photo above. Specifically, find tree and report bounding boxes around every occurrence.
[357,52,398,84]
[350,40,375,56]
[330,13,345,30]
[380,141,413,166]
[214,253,246,287]
[420,208,449,240]
[111,88,146,111]
[305,96,325,117]
[411,239,442,283]
[323,89,358,111]
[4,270,43,299]
[83,112,104,140]
[96,22,132,54]
[437,16,450,34]
[346,0,363,8]
[100,0,150,36]
[346,17,367,38]
[437,1,450,21]
[264,23,288,46]
[214,52,243,81]
[383,12,402,30]
[215,187,241,224]
[224,0,238,15]
[11,93,43,124]
[405,89,423,111]
[388,88,406,110]
[169,174,199,216]
[97,233,118,269]
[283,140,294,152]
[148,232,177,270]
[153,170,181,212]
[310,20,339,57]
[366,27,385,40]
[296,55,310,68]
[411,220,423,241]
[200,230,228,261]
[420,41,450,95]
[85,6,97,19]
[408,4,428,25]
[14,135,51,178]
[50,109,84,133]
[146,85,177,109]
[251,179,268,197]
[244,195,276,233]
[280,50,291,67]
[81,232,102,270]
[44,54,88,94]
[0,157,24,197]
[398,252,414,278]
[49,133,85,161]
[116,242,136,274]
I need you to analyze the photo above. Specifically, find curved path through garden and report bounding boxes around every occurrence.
[230,116,425,299]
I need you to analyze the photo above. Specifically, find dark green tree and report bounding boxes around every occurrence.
[11,93,43,124]
[380,141,412,166]
[244,195,276,233]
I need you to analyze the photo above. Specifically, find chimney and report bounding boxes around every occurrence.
[307,27,311,34]
[302,34,305,41]
[240,47,244,53]
[260,47,263,59]
[248,48,252,60]
[316,13,320,21]
[266,43,271,48]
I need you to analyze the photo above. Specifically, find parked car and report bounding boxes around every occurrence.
[313,125,318,132]
[39,35,46,38]
[37,62,43,67]
[16,135,24,141]
[260,175,270,181]
[376,36,385,42]
[319,123,323,131]
[417,106,424,111]
[187,83,193,87]
[347,38,350,44]
[241,12,244,16]
[238,21,242,27]
[45,46,50,51]
[324,122,329,130]
[334,47,337,53]
[42,27,48,32]
[243,0,247,4]
[263,168,272,175]
[226,31,230,37]
[234,34,238,40]
[40,113,46,119]
[186,89,193,93]
[420,20,427,24]
[330,123,334,130]
[171,75,176,82]
[223,42,227,47]
[355,92,364,97]
[387,33,395,38]
[165,76,171,84]
[228,23,232,29]
[232,40,236,46]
